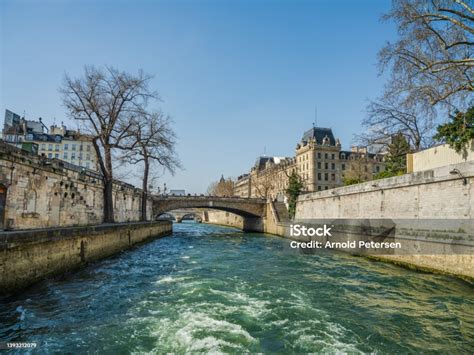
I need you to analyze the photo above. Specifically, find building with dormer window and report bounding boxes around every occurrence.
[233,126,386,199]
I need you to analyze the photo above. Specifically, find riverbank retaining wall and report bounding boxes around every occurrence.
[201,210,245,229]
[0,141,152,230]
[290,161,474,280]
[0,221,172,294]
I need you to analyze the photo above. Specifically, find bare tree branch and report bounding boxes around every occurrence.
[60,66,158,222]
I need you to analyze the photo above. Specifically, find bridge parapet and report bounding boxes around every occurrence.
[152,196,267,219]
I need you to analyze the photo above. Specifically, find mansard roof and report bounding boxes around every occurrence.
[301,127,336,146]
[253,156,293,171]
[254,156,272,170]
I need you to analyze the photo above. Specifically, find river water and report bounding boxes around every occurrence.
[1,222,473,353]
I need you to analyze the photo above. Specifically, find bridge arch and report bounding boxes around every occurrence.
[156,212,176,221]
[152,196,266,221]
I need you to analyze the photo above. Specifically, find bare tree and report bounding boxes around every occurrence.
[360,96,436,151]
[207,176,234,197]
[120,111,181,221]
[252,172,275,200]
[60,66,157,223]
[380,0,474,109]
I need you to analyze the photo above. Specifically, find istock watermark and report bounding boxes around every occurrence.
[290,224,332,237]
[287,219,474,255]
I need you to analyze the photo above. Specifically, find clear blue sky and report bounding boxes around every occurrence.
[1,0,396,193]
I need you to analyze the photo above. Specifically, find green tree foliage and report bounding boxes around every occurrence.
[374,170,404,180]
[384,133,411,176]
[285,171,303,220]
[343,177,362,186]
[434,107,474,158]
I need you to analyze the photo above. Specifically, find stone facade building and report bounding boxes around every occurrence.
[3,109,99,171]
[37,125,98,171]
[0,141,150,230]
[233,126,385,199]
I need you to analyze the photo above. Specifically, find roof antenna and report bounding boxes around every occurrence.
[314,105,318,128]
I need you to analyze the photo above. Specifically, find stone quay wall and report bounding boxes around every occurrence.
[296,161,473,220]
[292,161,474,280]
[0,141,152,230]
[201,210,245,229]
[0,221,172,294]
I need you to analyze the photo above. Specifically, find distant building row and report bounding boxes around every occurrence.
[2,109,98,171]
[233,126,386,200]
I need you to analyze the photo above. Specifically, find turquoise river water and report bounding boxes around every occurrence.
[1,222,473,353]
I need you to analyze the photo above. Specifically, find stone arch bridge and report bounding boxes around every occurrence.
[158,209,203,223]
[152,196,267,231]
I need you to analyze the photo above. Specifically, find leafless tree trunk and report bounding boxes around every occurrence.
[253,172,275,200]
[120,111,181,221]
[60,66,157,223]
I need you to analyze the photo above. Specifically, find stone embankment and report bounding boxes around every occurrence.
[0,221,172,294]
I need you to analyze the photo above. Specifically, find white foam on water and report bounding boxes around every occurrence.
[183,336,235,352]
[288,319,362,353]
[154,275,191,284]
[16,306,26,321]
[207,289,272,317]
[271,319,289,326]
[149,311,256,352]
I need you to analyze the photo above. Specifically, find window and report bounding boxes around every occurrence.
[55,144,59,151]
[331,174,335,181]
[41,144,45,150]
[64,144,68,150]
[325,163,328,169]
[342,164,346,171]
[331,163,335,170]
[72,144,76,151]
[55,153,59,158]
[324,186,328,190]
[324,173,328,181]
[86,162,90,169]
[318,186,322,191]
[341,153,346,159]
[332,154,335,159]
[317,162,321,169]
[64,152,68,159]
[71,153,76,160]
[48,144,53,151]
[48,153,52,158]
[86,154,91,160]
[325,153,328,159]
[87,145,91,152]
[376,166,380,172]
[318,173,321,180]
[317,153,321,159]
[79,145,83,151]
[364,166,368,172]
